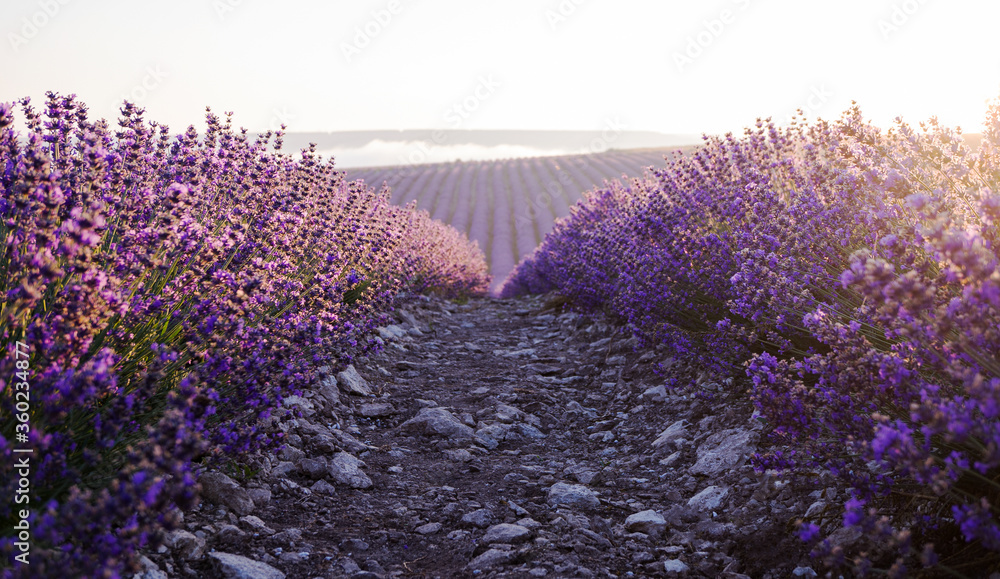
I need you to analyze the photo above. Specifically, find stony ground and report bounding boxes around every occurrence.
[136,294,853,579]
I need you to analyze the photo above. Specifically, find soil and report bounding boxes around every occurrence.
[146,293,845,579]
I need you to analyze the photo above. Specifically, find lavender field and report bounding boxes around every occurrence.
[345,150,686,292]
[2,92,1000,578]
[503,104,1000,575]
[0,94,490,576]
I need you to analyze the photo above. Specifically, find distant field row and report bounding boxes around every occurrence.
[344,148,690,290]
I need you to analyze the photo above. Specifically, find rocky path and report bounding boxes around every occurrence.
[141,295,844,579]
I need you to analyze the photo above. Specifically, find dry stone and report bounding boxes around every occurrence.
[688,485,730,511]
[337,365,373,396]
[641,385,668,402]
[401,407,476,440]
[461,508,495,528]
[135,555,168,579]
[690,428,757,476]
[546,482,600,509]
[208,552,285,579]
[467,549,515,570]
[359,402,396,417]
[624,510,667,536]
[652,420,689,450]
[165,529,205,560]
[377,324,407,340]
[482,523,532,544]
[316,374,341,408]
[331,429,373,453]
[281,395,315,418]
[328,452,373,489]
[415,522,442,535]
[199,471,254,516]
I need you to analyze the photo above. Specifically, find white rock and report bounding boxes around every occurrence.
[239,515,275,535]
[135,555,168,579]
[482,523,532,544]
[316,374,341,408]
[199,472,255,516]
[165,530,205,560]
[328,452,373,489]
[805,500,827,518]
[401,407,476,440]
[461,508,495,528]
[336,365,373,396]
[624,510,667,537]
[652,420,689,450]
[494,403,525,423]
[687,485,730,511]
[546,482,600,509]
[467,548,514,570]
[281,395,315,417]
[359,402,395,417]
[663,559,690,574]
[517,517,542,529]
[641,385,668,402]
[443,448,473,462]
[415,522,442,535]
[310,479,337,495]
[377,324,407,340]
[659,452,681,467]
[690,428,758,476]
[209,552,285,579]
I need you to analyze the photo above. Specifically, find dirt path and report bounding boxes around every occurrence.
[146,294,834,579]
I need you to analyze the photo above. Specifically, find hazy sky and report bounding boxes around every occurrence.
[3,0,999,137]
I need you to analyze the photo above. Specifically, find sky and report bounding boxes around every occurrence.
[3,0,1000,139]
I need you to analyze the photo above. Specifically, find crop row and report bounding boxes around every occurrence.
[0,93,488,576]
[345,149,681,292]
[501,105,1000,575]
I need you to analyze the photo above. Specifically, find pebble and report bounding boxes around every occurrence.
[208,552,285,579]
[624,510,667,537]
[328,452,373,489]
[687,485,730,511]
[172,294,851,578]
[546,482,600,509]
[461,508,495,528]
[415,522,442,535]
[482,523,532,544]
[198,472,255,516]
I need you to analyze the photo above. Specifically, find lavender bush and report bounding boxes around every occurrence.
[503,101,1000,575]
[0,92,488,577]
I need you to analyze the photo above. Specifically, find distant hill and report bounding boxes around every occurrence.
[265,129,700,156]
